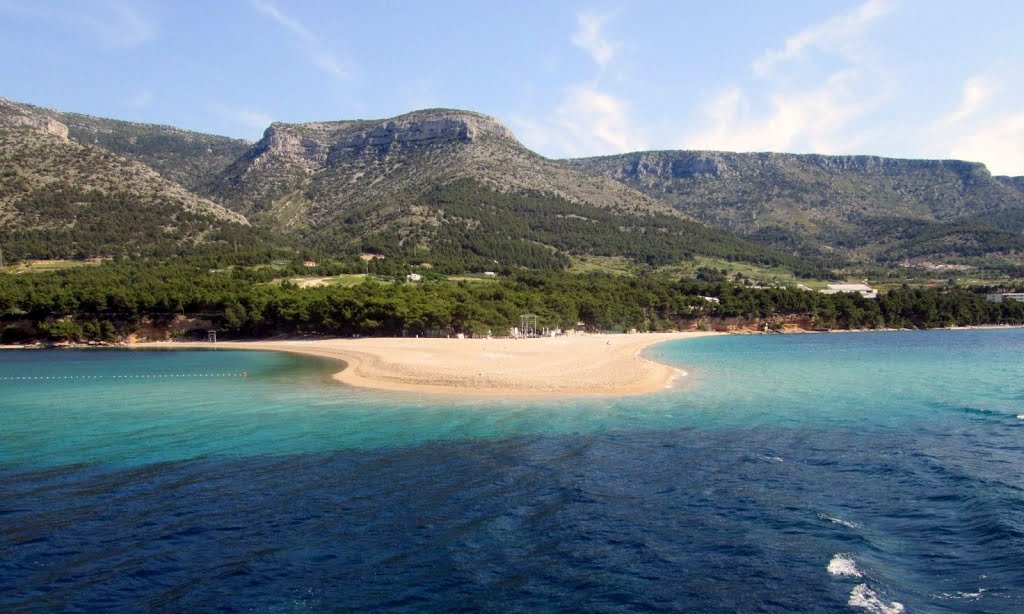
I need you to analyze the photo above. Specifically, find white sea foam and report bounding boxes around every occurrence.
[848,584,905,613]
[1017,413,1024,420]
[828,553,862,577]
[819,513,862,529]
[938,588,987,601]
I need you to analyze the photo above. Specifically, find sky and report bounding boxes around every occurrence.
[1,0,1023,175]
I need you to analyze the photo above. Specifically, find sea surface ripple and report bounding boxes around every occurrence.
[1,330,1023,612]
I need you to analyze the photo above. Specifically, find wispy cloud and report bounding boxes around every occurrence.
[249,0,349,80]
[78,1,156,49]
[211,102,274,132]
[689,70,885,153]
[127,89,154,108]
[937,75,994,127]
[931,74,1023,174]
[556,86,643,155]
[511,85,645,158]
[686,0,895,154]
[945,112,1024,176]
[0,0,156,49]
[571,13,620,68]
[753,0,894,77]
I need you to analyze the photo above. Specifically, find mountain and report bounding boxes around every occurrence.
[201,109,823,272]
[0,99,257,260]
[209,109,680,223]
[569,151,1024,264]
[1,99,817,273]
[0,98,250,193]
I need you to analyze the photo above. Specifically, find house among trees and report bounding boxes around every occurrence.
[986,292,1024,303]
[821,283,878,299]
[303,260,317,267]
[406,272,422,282]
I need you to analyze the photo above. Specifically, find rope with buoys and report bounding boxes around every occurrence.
[0,372,248,382]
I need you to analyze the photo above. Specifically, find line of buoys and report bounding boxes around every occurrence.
[0,372,249,381]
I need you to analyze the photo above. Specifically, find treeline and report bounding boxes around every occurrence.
[2,260,1023,343]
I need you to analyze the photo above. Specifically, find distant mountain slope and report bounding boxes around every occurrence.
[0,98,251,193]
[0,123,254,260]
[997,175,1024,196]
[205,109,827,272]
[569,151,1024,263]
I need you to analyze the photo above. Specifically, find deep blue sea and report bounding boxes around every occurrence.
[2,329,1023,612]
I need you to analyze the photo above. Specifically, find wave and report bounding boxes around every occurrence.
[937,588,987,602]
[827,553,862,578]
[819,513,862,529]
[848,584,905,614]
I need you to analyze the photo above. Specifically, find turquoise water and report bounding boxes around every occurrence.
[2,330,1023,611]
[2,331,1021,468]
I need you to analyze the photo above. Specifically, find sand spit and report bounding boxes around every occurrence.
[136,332,721,398]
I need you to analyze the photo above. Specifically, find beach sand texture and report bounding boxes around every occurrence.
[138,332,719,397]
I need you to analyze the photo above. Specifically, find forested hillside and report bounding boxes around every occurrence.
[569,151,1024,265]
[0,127,261,260]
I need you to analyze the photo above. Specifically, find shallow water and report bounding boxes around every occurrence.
[2,330,1023,612]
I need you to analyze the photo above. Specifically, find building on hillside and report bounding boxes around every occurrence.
[821,283,878,299]
[303,260,317,267]
[406,273,422,282]
[483,271,497,277]
[985,292,1024,303]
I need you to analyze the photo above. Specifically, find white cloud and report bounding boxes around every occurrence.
[685,0,895,155]
[249,0,349,80]
[211,102,274,131]
[932,75,1024,175]
[571,13,620,68]
[753,0,894,77]
[556,86,642,154]
[508,86,645,158]
[937,76,994,127]
[946,113,1024,176]
[689,71,884,153]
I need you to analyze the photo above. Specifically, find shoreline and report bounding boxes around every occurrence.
[132,332,723,398]
[4,325,1022,396]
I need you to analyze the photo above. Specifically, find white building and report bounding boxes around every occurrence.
[986,293,1024,303]
[821,283,878,299]
[406,273,422,282]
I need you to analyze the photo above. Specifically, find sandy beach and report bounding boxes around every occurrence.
[136,332,720,397]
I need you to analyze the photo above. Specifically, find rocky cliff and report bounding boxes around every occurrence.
[210,108,679,229]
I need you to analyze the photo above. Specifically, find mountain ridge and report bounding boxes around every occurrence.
[568,150,1024,264]
[4,95,1022,273]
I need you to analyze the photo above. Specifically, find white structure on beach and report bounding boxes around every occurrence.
[821,283,878,299]
[986,292,1024,303]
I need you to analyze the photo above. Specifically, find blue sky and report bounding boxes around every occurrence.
[1,0,1022,174]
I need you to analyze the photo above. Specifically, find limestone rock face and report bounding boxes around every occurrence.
[210,107,676,229]
[0,97,69,139]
